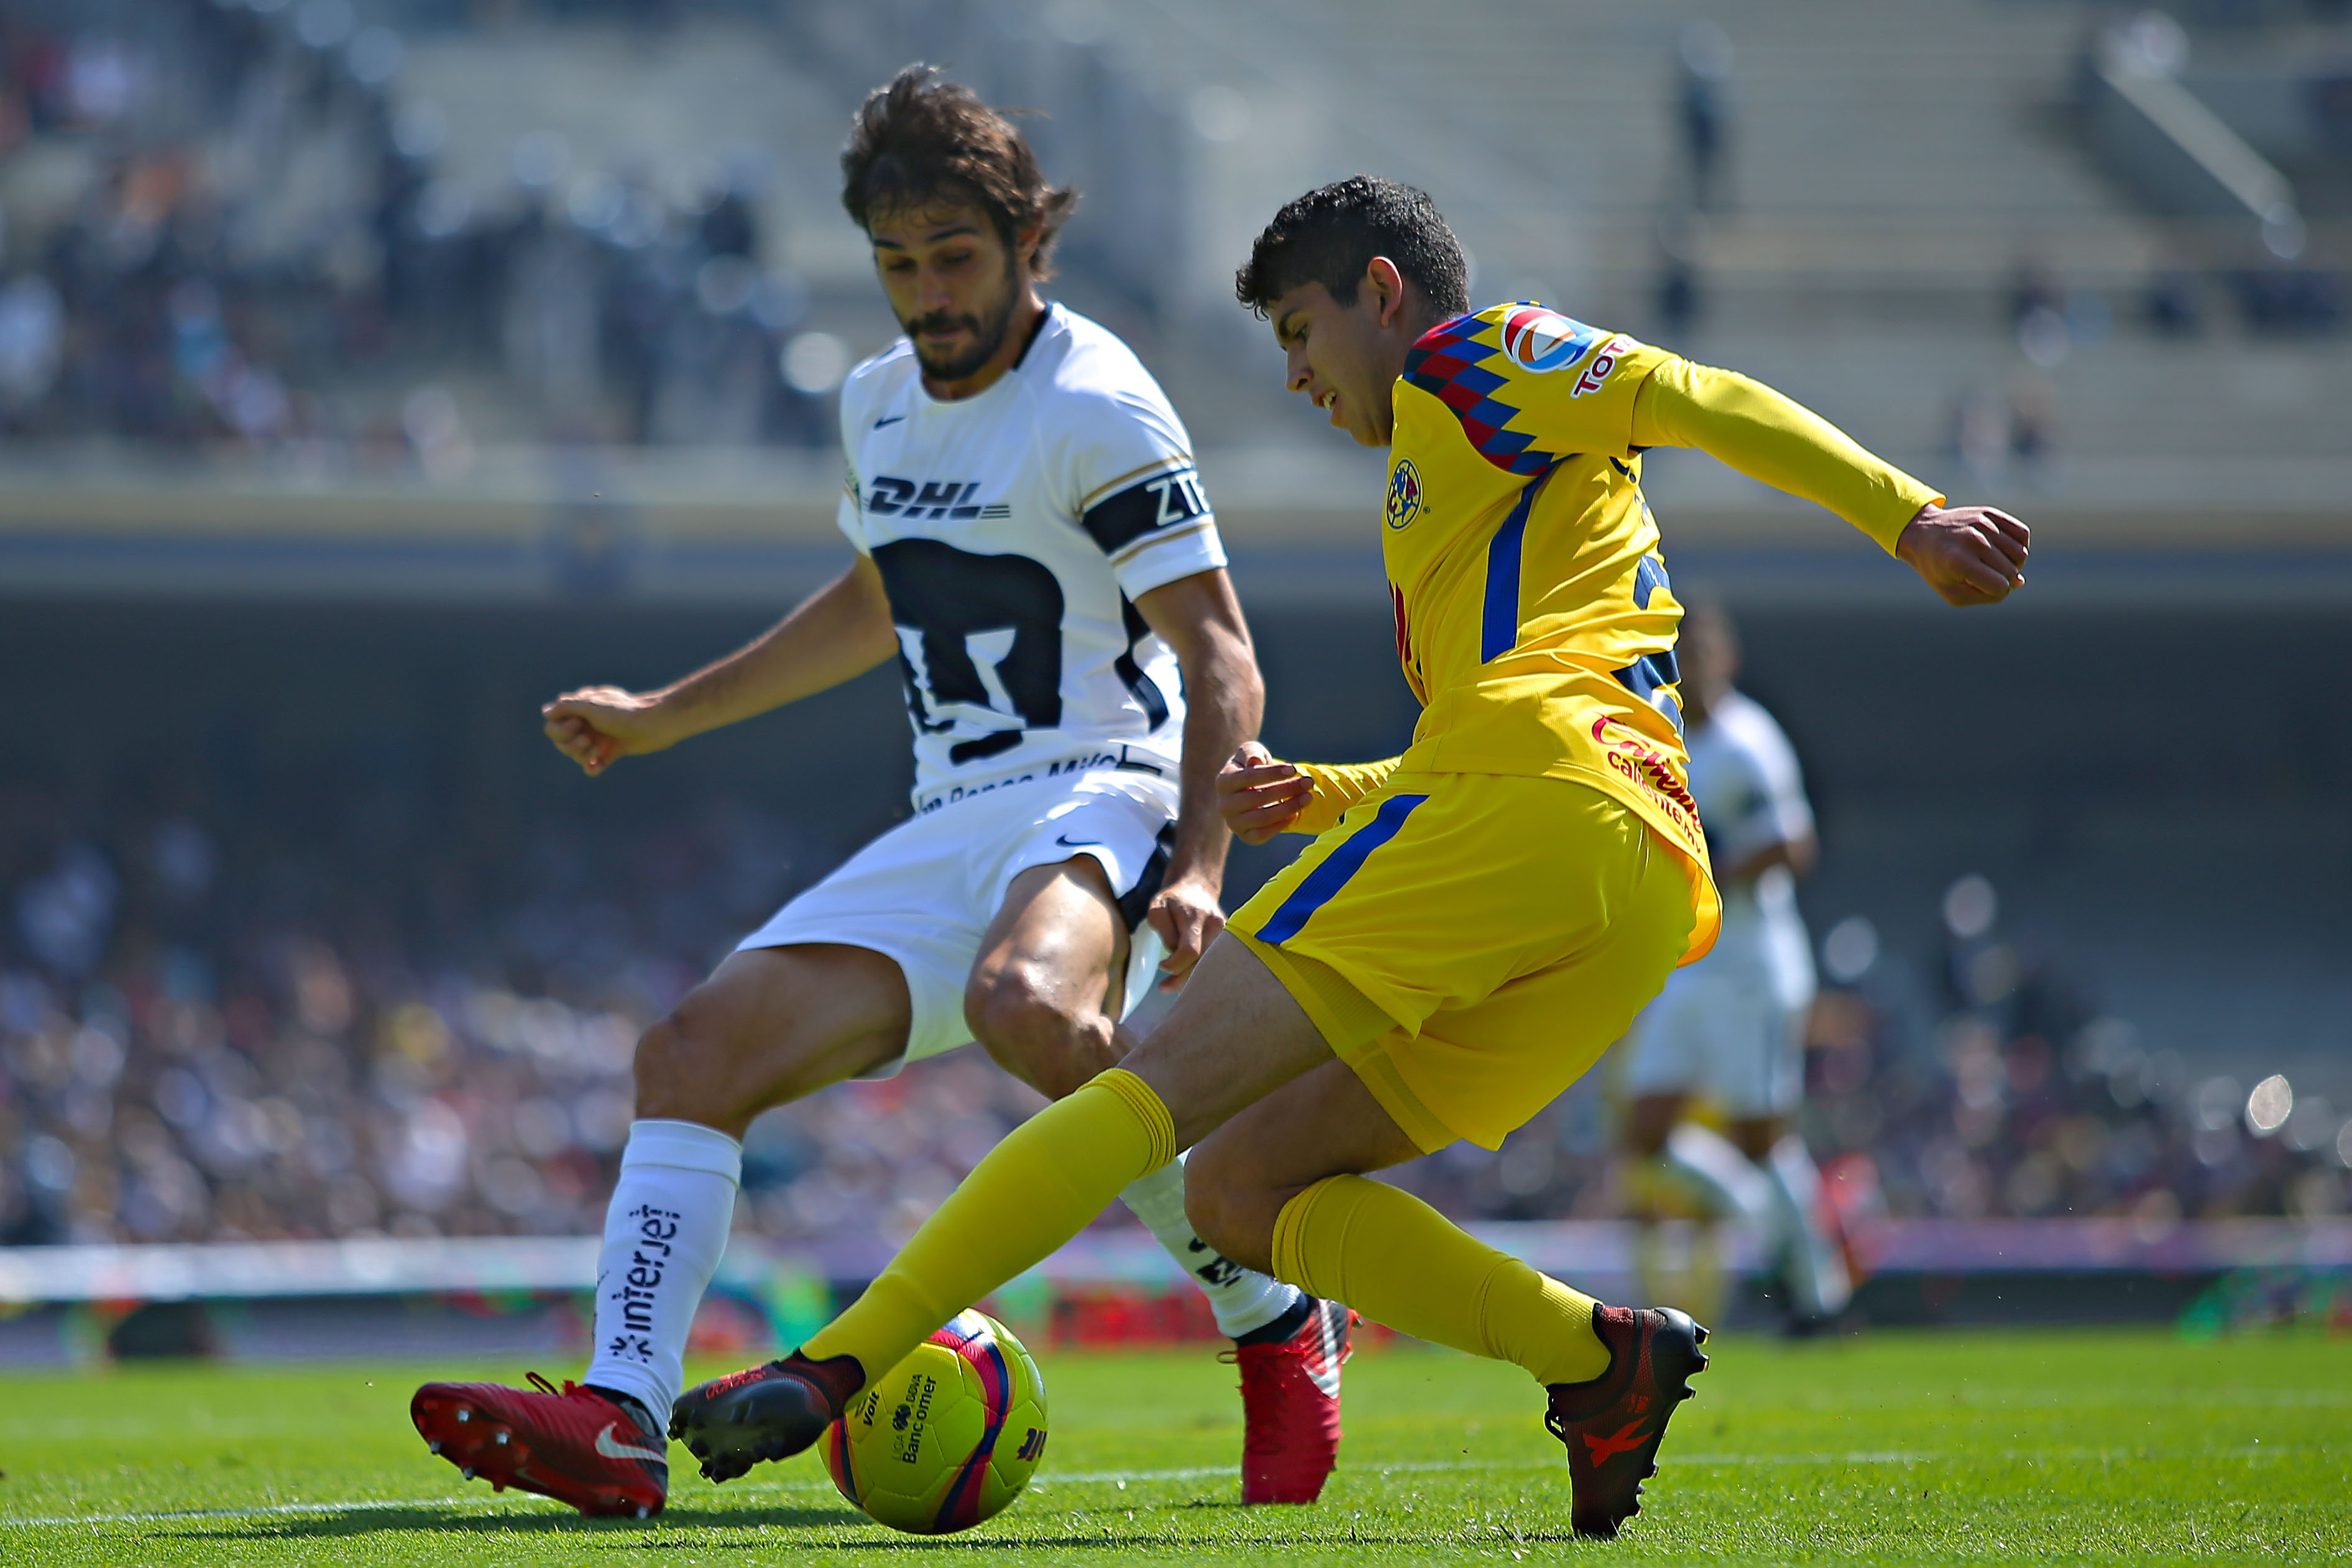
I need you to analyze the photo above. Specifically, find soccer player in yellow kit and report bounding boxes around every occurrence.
[674,177,2029,1538]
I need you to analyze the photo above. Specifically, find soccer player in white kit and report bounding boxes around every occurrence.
[411,67,1350,1517]
[1618,601,1853,1332]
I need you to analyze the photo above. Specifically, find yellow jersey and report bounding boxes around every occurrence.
[1311,302,1943,962]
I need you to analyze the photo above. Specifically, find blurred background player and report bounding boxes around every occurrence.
[408,66,1349,1520]
[1617,599,1850,1333]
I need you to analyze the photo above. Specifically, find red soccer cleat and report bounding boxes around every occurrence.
[1232,1296,1354,1505]
[1545,1305,1709,1539]
[411,1372,667,1518]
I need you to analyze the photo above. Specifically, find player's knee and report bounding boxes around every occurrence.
[632,997,756,1126]
[965,966,1094,1098]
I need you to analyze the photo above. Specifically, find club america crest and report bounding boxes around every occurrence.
[1385,459,1423,529]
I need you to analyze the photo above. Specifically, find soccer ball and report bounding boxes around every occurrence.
[823,1308,1049,1534]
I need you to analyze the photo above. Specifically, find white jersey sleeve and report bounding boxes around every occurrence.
[1062,387,1228,600]
[836,461,865,554]
[835,360,881,554]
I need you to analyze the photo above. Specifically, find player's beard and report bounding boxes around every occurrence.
[901,255,1021,384]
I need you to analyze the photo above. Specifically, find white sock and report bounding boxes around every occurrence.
[1764,1135,1853,1318]
[1118,1155,1302,1339]
[1657,1122,1775,1225]
[582,1118,742,1420]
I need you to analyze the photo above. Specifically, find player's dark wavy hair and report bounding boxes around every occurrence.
[1234,175,1471,318]
[841,64,1077,278]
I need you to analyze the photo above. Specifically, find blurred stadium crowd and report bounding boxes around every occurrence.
[0,0,843,462]
[6,777,2346,1253]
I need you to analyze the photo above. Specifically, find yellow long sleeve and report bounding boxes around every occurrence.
[1287,757,1403,834]
[1630,359,1944,556]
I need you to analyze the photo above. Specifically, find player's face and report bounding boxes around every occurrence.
[1266,280,1410,447]
[868,201,1032,388]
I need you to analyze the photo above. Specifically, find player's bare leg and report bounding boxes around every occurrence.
[633,943,916,1133]
[686,936,1704,1534]
[412,943,912,1516]
[963,855,1136,1098]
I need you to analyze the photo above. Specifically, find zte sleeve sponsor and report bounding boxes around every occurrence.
[1068,393,1228,598]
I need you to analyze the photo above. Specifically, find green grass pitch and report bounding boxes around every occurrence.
[1,1329,2345,1564]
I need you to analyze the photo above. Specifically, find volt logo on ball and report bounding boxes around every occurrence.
[1498,306,1600,374]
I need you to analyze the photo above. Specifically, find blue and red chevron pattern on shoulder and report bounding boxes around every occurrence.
[1400,312,1560,477]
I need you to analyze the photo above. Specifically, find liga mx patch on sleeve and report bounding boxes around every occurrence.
[1082,465,1211,557]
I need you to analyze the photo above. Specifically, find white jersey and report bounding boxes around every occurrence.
[835,305,1226,813]
[1686,690,1816,1010]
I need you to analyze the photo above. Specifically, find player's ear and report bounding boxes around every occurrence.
[1366,255,1409,329]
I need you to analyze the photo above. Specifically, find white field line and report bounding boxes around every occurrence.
[9,1387,2340,1445]
[2,1444,2300,1531]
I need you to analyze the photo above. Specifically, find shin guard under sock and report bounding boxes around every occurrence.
[1272,1173,1610,1386]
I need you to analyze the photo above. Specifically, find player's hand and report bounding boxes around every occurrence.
[1146,873,1225,991]
[1895,503,2029,606]
[1218,742,1313,846]
[541,686,681,777]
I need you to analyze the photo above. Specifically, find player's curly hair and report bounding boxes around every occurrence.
[1234,175,1470,318]
[841,65,1077,278]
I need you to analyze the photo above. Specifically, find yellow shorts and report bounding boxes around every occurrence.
[1226,771,1698,1153]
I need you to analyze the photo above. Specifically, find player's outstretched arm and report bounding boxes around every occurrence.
[1216,745,1400,845]
[1132,568,1264,985]
[1893,503,2031,606]
[541,554,899,776]
[1218,743,1312,845]
[1632,360,2028,605]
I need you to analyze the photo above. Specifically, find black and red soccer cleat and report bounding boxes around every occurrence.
[1544,1304,1709,1539]
[669,1351,865,1483]
[410,1372,668,1518]
[1231,1295,1356,1505]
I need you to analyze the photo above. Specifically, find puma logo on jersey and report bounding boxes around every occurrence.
[866,477,1012,521]
[595,1422,669,1464]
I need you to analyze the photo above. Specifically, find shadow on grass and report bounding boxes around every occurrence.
[175,1500,1596,1553]
[178,1501,866,1541]
[651,1528,1598,1553]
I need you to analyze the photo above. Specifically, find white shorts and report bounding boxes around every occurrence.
[737,767,1177,1076]
[1621,959,1810,1119]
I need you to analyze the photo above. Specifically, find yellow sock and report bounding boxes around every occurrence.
[802,1068,1175,1383]
[1272,1174,1610,1386]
